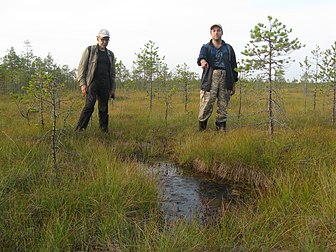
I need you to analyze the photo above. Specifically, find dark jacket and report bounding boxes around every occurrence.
[197,40,238,91]
[77,45,116,93]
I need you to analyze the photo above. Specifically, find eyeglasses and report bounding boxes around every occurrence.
[100,37,110,41]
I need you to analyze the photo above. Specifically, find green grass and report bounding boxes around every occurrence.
[0,83,335,250]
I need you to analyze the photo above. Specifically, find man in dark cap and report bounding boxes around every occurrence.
[197,23,238,131]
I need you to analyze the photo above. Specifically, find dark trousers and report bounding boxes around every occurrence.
[76,79,110,131]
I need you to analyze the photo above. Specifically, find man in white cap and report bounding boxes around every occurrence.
[197,23,238,131]
[75,29,116,132]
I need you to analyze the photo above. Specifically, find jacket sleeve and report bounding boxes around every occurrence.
[197,44,208,66]
[230,46,239,83]
[77,47,90,86]
[109,51,116,93]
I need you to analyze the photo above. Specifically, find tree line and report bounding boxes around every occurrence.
[1,16,335,131]
[0,41,77,94]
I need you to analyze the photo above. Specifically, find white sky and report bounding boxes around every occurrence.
[1,0,335,80]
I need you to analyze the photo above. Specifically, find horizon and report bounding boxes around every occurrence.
[1,0,335,81]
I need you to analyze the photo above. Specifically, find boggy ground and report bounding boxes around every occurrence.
[1,85,336,250]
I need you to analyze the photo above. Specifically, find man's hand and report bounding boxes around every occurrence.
[200,59,208,70]
[81,84,87,96]
[230,86,236,96]
[110,91,115,99]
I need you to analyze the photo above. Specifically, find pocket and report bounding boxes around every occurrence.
[200,90,205,102]
[200,90,210,103]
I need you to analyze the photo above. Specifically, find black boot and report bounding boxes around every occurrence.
[199,120,208,131]
[74,125,85,132]
[100,127,109,133]
[215,121,227,131]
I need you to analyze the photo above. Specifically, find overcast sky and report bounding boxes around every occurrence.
[1,0,335,80]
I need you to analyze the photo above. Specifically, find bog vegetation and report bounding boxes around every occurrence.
[0,17,335,251]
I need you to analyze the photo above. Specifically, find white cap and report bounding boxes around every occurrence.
[210,24,222,30]
[97,29,110,38]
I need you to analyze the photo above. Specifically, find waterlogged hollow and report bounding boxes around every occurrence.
[145,161,237,222]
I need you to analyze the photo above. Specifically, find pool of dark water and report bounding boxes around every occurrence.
[148,161,235,223]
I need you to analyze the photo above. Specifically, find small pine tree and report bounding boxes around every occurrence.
[133,40,164,111]
[319,41,336,124]
[242,16,304,134]
[174,63,197,112]
[299,56,312,112]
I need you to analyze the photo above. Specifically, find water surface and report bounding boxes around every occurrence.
[149,161,233,222]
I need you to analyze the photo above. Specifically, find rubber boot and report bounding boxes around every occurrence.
[199,120,208,131]
[215,121,227,131]
[74,125,85,132]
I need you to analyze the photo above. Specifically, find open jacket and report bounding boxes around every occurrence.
[77,44,116,93]
[197,40,238,91]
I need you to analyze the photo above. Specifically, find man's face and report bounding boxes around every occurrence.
[97,36,110,49]
[210,27,222,40]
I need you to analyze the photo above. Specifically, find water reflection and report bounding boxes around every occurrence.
[150,162,231,222]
